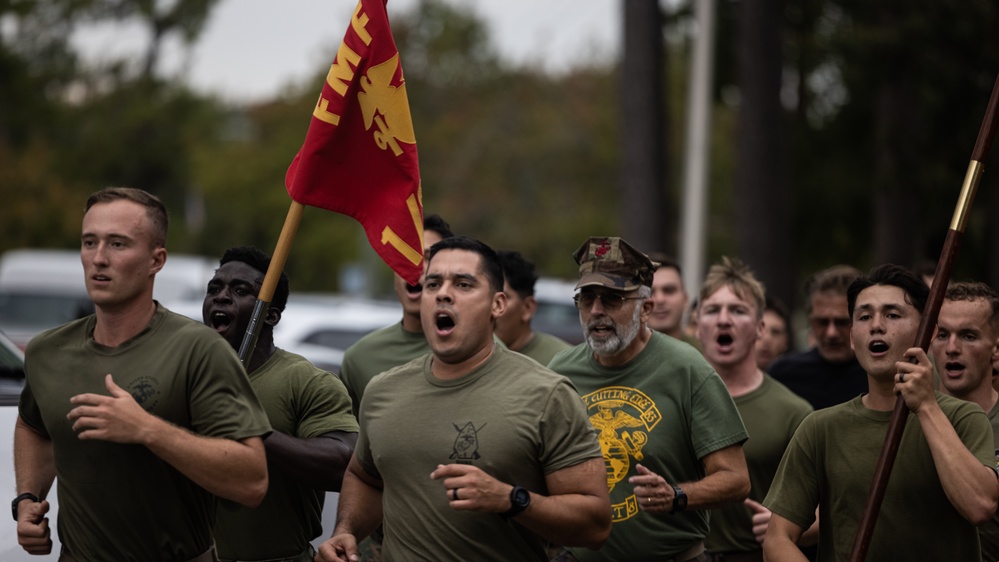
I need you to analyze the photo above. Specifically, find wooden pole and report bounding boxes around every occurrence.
[238,201,304,366]
[849,73,999,561]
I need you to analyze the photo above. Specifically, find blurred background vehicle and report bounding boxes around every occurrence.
[0,330,62,560]
[0,249,215,350]
[168,294,402,374]
[533,278,583,345]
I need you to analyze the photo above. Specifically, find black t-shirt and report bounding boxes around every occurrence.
[768,347,868,410]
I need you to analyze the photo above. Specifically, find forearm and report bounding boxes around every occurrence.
[14,417,55,498]
[764,535,810,562]
[265,431,357,491]
[513,457,610,550]
[679,466,750,510]
[512,489,610,549]
[764,515,809,562]
[333,462,384,541]
[142,417,268,507]
[918,405,999,524]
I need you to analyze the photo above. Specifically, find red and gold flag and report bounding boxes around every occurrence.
[285,0,424,284]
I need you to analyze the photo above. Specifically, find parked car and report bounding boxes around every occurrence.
[0,330,62,560]
[533,277,584,345]
[167,294,401,374]
[0,249,215,349]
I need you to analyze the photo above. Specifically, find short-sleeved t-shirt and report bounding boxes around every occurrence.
[339,321,429,416]
[705,375,812,553]
[764,393,993,561]
[215,348,358,560]
[978,399,999,561]
[516,331,571,366]
[19,305,271,561]
[356,346,601,562]
[548,331,749,562]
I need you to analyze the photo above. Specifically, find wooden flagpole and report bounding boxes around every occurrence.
[237,201,304,365]
[849,73,999,561]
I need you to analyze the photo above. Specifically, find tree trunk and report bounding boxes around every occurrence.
[734,0,793,307]
[620,0,669,252]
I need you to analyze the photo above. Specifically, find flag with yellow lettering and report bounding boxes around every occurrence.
[285,0,424,284]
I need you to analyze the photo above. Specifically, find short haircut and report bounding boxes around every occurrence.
[427,236,504,294]
[699,256,766,319]
[497,250,538,299]
[219,246,290,312]
[86,187,169,248]
[847,264,929,318]
[648,252,683,276]
[805,264,862,313]
[945,281,999,335]
[424,214,455,239]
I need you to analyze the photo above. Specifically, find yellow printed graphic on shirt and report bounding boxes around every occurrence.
[581,386,662,522]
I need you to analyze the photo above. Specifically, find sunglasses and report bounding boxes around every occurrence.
[573,292,645,311]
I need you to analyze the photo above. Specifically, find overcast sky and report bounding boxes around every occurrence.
[72,0,621,103]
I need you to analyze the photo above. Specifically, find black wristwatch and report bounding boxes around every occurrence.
[11,492,39,521]
[501,485,531,519]
[669,485,687,514]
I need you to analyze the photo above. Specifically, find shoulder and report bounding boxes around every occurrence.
[268,348,332,377]
[366,353,427,387]
[344,322,401,354]
[26,315,91,349]
[936,391,989,420]
[762,375,814,412]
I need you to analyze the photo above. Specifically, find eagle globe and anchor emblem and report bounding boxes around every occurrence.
[583,387,662,522]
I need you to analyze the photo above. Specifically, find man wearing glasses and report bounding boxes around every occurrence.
[549,237,749,562]
[768,265,868,410]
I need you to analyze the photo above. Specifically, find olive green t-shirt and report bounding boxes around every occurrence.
[357,346,601,562]
[339,321,429,416]
[705,375,812,554]
[979,399,999,562]
[20,305,271,562]
[764,393,993,561]
[549,332,749,562]
[215,348,358,560]
[516,331,571,366]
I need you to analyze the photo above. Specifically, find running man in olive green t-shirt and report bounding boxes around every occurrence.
[204,246,358,562]
[929,281,999,562]
[15,188,270,562]
[694,258,813,561]
[764,265,999,561]
[316,237,611,562]
[549,237,750,562]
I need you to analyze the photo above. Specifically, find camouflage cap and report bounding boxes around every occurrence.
[573,237,658,290]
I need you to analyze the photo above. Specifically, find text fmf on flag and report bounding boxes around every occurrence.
[285,0,424,285]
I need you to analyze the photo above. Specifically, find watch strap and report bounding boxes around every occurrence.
[501,485,530,519]
[669,485,687,514]
[11,492,39,521]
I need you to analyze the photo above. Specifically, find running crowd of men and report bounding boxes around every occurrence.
[11,187,999,562]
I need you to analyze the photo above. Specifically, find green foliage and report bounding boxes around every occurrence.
[4,0,999,296]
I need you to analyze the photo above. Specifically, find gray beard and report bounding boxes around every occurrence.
[584,306,642,357]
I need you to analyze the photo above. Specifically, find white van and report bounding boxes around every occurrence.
[0,249,216,348]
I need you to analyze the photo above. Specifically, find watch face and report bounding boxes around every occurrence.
[513,487,530,508]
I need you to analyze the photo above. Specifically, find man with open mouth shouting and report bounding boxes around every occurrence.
[694,257,813,562]
[203,246,358,562]
[317,236,610,562]
[930,281,999,562]
[764,264,999,561]
[549,236,749,562]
